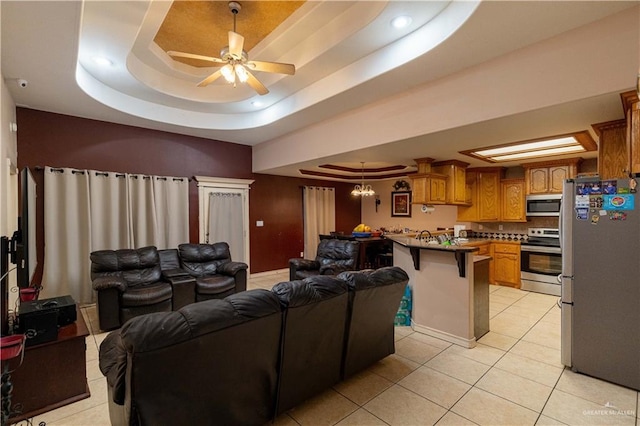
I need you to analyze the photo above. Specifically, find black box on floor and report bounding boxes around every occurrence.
[17,295,77,346]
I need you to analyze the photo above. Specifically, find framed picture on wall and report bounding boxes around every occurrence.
[391,191,411,217]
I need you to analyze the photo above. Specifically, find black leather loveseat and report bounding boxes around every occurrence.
[91,243,247,331]
[99,266,409,425]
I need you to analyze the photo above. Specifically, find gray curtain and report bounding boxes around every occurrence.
[42,167,189,304]
[208,192,244,262]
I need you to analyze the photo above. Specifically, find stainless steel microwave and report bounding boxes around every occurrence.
[525,194,562,216]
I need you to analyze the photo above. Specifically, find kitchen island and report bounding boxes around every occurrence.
[385,235,489,348]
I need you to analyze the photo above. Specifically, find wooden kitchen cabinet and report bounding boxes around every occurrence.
[457,167,504,222]
[622,91,640,175]
[500,179,526,222]
[492,242,521,288]
[523,158,581,194]
[411,158,447,205]
[592,119,627,179]
[432,160,469,205]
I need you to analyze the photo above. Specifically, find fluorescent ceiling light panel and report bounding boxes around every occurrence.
[462,132,595,163]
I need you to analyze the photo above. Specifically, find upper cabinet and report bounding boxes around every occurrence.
[622,91,640,175]
[432,160,469,205]
[592,119,627,180]
[500,179,526,222]
[592,91,639,179]
[410,158,447,205]
[522,158,581,194]
[457,167,504,222]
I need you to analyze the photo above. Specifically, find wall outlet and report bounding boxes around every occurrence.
[256,220,264,227]
[300,252,304,257]
[478,224,483,230]
[498,224,503,231]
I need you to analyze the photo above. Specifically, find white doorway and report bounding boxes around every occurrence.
[195,176,253,267]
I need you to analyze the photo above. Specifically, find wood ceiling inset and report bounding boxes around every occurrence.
[155,1,305,68]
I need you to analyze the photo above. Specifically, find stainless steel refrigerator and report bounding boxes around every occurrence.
[560,176,640,391]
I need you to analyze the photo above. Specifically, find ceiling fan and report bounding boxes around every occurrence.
[167,1,295,96]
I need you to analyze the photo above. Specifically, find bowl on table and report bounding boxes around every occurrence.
[352,232,372,238]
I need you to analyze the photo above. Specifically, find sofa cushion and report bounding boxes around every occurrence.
[196,275,236,295]
[179,242,232,277]
[90,246,162,288]
[120,282,172,307]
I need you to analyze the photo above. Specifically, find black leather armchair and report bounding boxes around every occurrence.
[271,276,349,414]
[289,239,360,281]
[178,242,248,301]
[338,266,409,379]
[91,246,174,331]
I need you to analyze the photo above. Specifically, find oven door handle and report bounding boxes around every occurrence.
[521,245,562,254]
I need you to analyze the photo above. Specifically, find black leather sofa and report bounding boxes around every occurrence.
[99,266,409,426]
[91,243,247,331]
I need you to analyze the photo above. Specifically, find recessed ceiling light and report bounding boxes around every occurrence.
[391,15,412,29]
[92,56,113,66]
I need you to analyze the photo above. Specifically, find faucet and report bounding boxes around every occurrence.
[416,230,432,241]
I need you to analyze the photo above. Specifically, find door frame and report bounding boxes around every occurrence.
[194,176,254,268]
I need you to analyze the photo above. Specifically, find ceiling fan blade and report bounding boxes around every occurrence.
[245,70,269,96]
[197,69,224,87]
[228,31,245,59]
[247,60,296,75]
[167,51,226,66]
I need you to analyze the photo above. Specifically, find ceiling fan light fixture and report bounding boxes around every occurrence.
[221,64,235,83]
[235,64,248,83]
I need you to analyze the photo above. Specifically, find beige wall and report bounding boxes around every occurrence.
[360,179,461,233]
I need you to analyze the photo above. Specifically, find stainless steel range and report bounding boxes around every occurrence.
[520,227,561,296]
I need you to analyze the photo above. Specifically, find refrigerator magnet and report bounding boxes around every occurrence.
[576,207,588,220]
[591,214,599,224]
[603,194,634,210]
[608,211,627,221]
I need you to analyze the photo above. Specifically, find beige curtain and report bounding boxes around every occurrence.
[208,192,244,262]
[303,186,335,259]
[42,167,189,304]
[42,167,93,303]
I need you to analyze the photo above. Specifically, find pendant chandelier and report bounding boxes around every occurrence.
[351,162,375,196]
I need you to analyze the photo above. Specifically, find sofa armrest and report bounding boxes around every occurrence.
[162,268,191,280]
[92,276,127,293]
[217,261,248,276]
[99,331,128,405]
[167,275,196,310]
[289,258,319,271]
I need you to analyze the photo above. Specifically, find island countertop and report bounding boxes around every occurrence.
[385,234,479,277]
[384,235,479,253]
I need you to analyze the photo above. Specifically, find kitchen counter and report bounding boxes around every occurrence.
[384,234,478,278]
[388,236,490,348]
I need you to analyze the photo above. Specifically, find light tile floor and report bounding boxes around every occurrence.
[25,271,639,426]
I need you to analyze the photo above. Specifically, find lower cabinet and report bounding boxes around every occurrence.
[492,243,521,288]
[467,241,521,288]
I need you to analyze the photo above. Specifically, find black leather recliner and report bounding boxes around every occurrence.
[91,246,178,331]
[288,239,360,281]
[338,266,410,379]
[178,243,248,301]
[99,290,283,426]
[271,275,349,414]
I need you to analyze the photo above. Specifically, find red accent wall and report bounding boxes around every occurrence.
[16,108,361,275]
